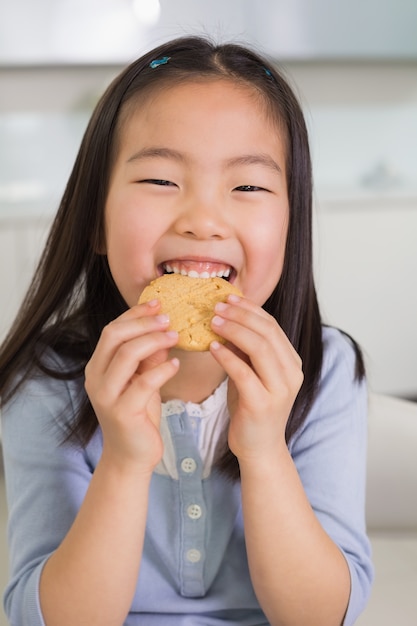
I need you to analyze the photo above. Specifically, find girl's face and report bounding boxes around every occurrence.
[104,79,289,308]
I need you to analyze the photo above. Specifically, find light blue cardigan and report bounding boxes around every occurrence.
[1,326,373,625]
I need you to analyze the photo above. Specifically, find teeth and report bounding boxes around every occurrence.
[162,263,232,279]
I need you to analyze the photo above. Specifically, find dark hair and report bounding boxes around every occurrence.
[0,36,364,479]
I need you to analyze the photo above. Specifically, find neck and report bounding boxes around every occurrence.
[160,349,226,404]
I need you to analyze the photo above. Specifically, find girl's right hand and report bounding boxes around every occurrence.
[84,300,179,474]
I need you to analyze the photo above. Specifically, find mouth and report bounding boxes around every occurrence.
[159,260,234,282]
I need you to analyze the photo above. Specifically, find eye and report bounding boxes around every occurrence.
[140,179,176,187]
[234,185,267,192]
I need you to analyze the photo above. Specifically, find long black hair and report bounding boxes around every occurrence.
[0,36,364,479]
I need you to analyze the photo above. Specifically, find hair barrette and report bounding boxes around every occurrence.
[149,56,171,69]
[263,67,273,78]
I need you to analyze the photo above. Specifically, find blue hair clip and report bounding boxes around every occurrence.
[263,67,273,78]
[149,56,171,69]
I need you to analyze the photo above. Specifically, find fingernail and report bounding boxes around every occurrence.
[214,302,228,313]
[147,299,159,307]
[211,315,224,327]
[156,314,170,325]
[210,341,221,350]
[166,330,179,339]
[227,294,240,303]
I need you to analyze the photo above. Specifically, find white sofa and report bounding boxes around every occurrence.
[356,393,417,625]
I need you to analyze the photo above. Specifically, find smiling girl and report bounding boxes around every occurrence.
[0,37,373,626]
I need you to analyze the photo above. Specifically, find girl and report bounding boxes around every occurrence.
[0,36,373,626]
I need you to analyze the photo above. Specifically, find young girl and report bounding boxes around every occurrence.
[0,36,373,626]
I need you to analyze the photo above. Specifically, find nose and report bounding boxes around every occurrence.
[173,194,231,240]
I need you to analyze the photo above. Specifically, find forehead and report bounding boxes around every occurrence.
[122,75,270,113]
[115,78,286,159]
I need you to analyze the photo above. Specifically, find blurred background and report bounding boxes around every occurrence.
[0,1,416,624]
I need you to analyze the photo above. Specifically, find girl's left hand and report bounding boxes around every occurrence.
[209,296,304,463]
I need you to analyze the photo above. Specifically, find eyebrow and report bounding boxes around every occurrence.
[127,147,282,174]
[226,154,282,174]
[127,147,185,164]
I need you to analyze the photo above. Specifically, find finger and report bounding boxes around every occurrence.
[225,294,275,322]
[138,346,173,374]
[214,300,301,366]
[86,303,169,379]
[211,304,302,392]
[215,299,291,350]
[100,330,178,397]
[210,340,302,418]
[86,330,178,404]
[210,340,264,400]
[115,356,180,417]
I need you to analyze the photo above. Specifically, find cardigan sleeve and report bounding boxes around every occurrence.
[289,327,374,625]
[1,368,99,626]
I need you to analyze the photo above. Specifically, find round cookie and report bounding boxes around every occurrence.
[138,274,242,351]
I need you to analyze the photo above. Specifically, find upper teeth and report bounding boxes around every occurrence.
[163,264,231,279]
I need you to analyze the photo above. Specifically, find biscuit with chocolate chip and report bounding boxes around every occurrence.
[138,274,242,351]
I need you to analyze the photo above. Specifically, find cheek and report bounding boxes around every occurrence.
[105,216,139,270]
[105,193,153,259]
[103,207,151,303]
[252,208,288,260]
[245,213,288,302]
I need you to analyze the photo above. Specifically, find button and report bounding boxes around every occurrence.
[187,504,202,520]
[181,457,197,474]
[186,548,201,563]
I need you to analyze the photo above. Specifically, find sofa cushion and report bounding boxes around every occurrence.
[366,393,417,531]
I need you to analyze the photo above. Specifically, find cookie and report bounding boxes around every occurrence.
[138,274,242,351]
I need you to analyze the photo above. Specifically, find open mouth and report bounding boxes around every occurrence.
[160,261,234,281]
